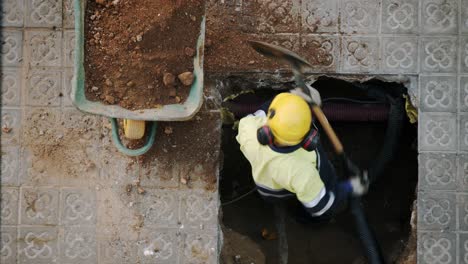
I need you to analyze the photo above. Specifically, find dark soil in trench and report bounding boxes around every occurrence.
[84,0,204,110]
[220,89,418,263]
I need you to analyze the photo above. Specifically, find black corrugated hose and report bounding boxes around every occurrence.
[349,84,406,264]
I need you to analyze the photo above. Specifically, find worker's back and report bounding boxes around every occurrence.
[236,115,324,201]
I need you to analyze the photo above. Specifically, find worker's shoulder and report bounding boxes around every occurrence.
[239,115,266,127]
[272,150,318,173]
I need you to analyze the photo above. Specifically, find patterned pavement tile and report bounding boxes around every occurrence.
[243,0,301,34]
[60,188,97,225]
[463,0,468,33]
[1,108,22,146]
[179,229,218,264]
[459,114,468,151]
[301,0,339,33]
[459,76,468,112]
[63,0,75,29]
[461,36,468,73]
[19,187,59,225]
[381,36,418,73]
[137,189,180,228]
[418,153,457,191]
[459,233,468,263]
[25,30,62,67]
[1,0,24,27]
[62,68,75,106]
[419,112,457,151]
[417,231,456,264]
[18,226,59,264]
[420,37,457,73]
[25,0,62,28]
[97,236,137,264]
[1,188,19,225]
[1,30,23,67]
[26,68,63,107]
[1,226,17,264]
[381,0,418,34]
[179,190,218,229]
[137,228,180,264]
[63,30,75,67]
[1,67,22,107]
[1,146,21,186]
[418,190,456,231]
[60,226,97,264]
[340,36,380,73]
[339,0,380,34]
[300,35,339,72]
[419,75,457,113]
[421,0,458,34]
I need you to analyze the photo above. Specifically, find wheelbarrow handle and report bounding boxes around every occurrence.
[110,118,157,156]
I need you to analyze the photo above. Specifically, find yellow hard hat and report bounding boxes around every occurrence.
[267,93,312,146]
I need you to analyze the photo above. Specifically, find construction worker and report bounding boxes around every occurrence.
[236,87,369,221]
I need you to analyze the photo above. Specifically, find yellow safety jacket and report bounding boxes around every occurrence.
[237,114,333,208]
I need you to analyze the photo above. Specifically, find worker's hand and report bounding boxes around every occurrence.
[349,171,369,196]
[290,84,321,106]
[344,158,369,196]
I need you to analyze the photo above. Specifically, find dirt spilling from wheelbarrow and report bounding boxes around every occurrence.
[84,0,204,110]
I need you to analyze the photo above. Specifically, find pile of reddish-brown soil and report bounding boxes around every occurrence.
[84,0,204,110]
[204,2,286,73]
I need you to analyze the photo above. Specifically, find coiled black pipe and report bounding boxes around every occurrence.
[349,89,406,264]
[223,100,391,122]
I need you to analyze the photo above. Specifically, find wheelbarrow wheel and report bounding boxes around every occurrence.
[123,119,146,140]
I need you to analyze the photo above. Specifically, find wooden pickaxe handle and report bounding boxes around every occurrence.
[311,105,344,155]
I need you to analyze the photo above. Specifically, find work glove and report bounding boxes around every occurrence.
[290,84,322,106]
[349,171,369,196]
[345,158,369,196]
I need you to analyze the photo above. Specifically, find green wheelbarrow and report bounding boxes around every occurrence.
[71,0,205,156]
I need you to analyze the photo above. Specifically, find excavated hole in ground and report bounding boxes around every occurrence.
[219,77,418,264]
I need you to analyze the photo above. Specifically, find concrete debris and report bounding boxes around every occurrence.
[2,126,12,134]
[178,72,194,86]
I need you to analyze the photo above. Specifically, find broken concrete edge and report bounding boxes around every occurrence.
[209,71,418,108]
